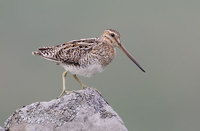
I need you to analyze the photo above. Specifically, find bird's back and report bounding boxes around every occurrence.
[33,38,97,65]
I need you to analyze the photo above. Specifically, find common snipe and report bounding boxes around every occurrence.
[33,29,145,97]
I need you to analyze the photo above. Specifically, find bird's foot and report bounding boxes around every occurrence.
[94,88,101,94]
[58,90,76,98]
[65,90,76,94]
[82,84,88,89]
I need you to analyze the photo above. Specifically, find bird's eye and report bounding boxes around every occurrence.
[110,33,115,37]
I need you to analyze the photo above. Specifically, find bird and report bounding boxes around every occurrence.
[32,29,145,97]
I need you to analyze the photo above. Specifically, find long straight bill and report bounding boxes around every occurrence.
[118,44,145,72]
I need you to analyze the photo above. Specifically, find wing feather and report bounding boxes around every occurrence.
[57,38,98,65]
[33,38,99,66]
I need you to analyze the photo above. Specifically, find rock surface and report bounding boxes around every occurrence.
[0,126,5,131]
[4,88,128,131]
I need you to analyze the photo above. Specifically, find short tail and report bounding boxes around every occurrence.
[32,47,59,62]
[32,51,41,56]
[32,47,55,56]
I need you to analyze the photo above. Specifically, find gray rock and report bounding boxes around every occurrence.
[0,126,5,131]
[4,88,128,131]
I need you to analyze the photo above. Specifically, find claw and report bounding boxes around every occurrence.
[82,85,87,89]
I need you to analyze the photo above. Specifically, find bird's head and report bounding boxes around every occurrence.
[101,29,145,72]
[102,29,121,48]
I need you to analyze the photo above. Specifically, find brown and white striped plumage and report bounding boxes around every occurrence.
[33,29,145,77]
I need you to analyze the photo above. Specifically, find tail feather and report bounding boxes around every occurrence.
[33,47,54,56]
[32,47,59,62]
[32,51,41,56]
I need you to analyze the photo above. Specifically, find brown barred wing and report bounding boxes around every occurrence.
[57,45,93,66]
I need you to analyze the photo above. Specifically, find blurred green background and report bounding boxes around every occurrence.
[0,0,200,130]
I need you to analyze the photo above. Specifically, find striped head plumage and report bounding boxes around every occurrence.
[101,29,145,72]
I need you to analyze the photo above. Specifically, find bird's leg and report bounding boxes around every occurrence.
[58,71,68,98]
[73,74,87,89]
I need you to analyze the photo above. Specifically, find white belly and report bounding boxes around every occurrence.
[62,64,104,77]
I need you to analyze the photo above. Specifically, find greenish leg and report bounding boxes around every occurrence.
[73,74,87,89]
[58,71,68,98]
